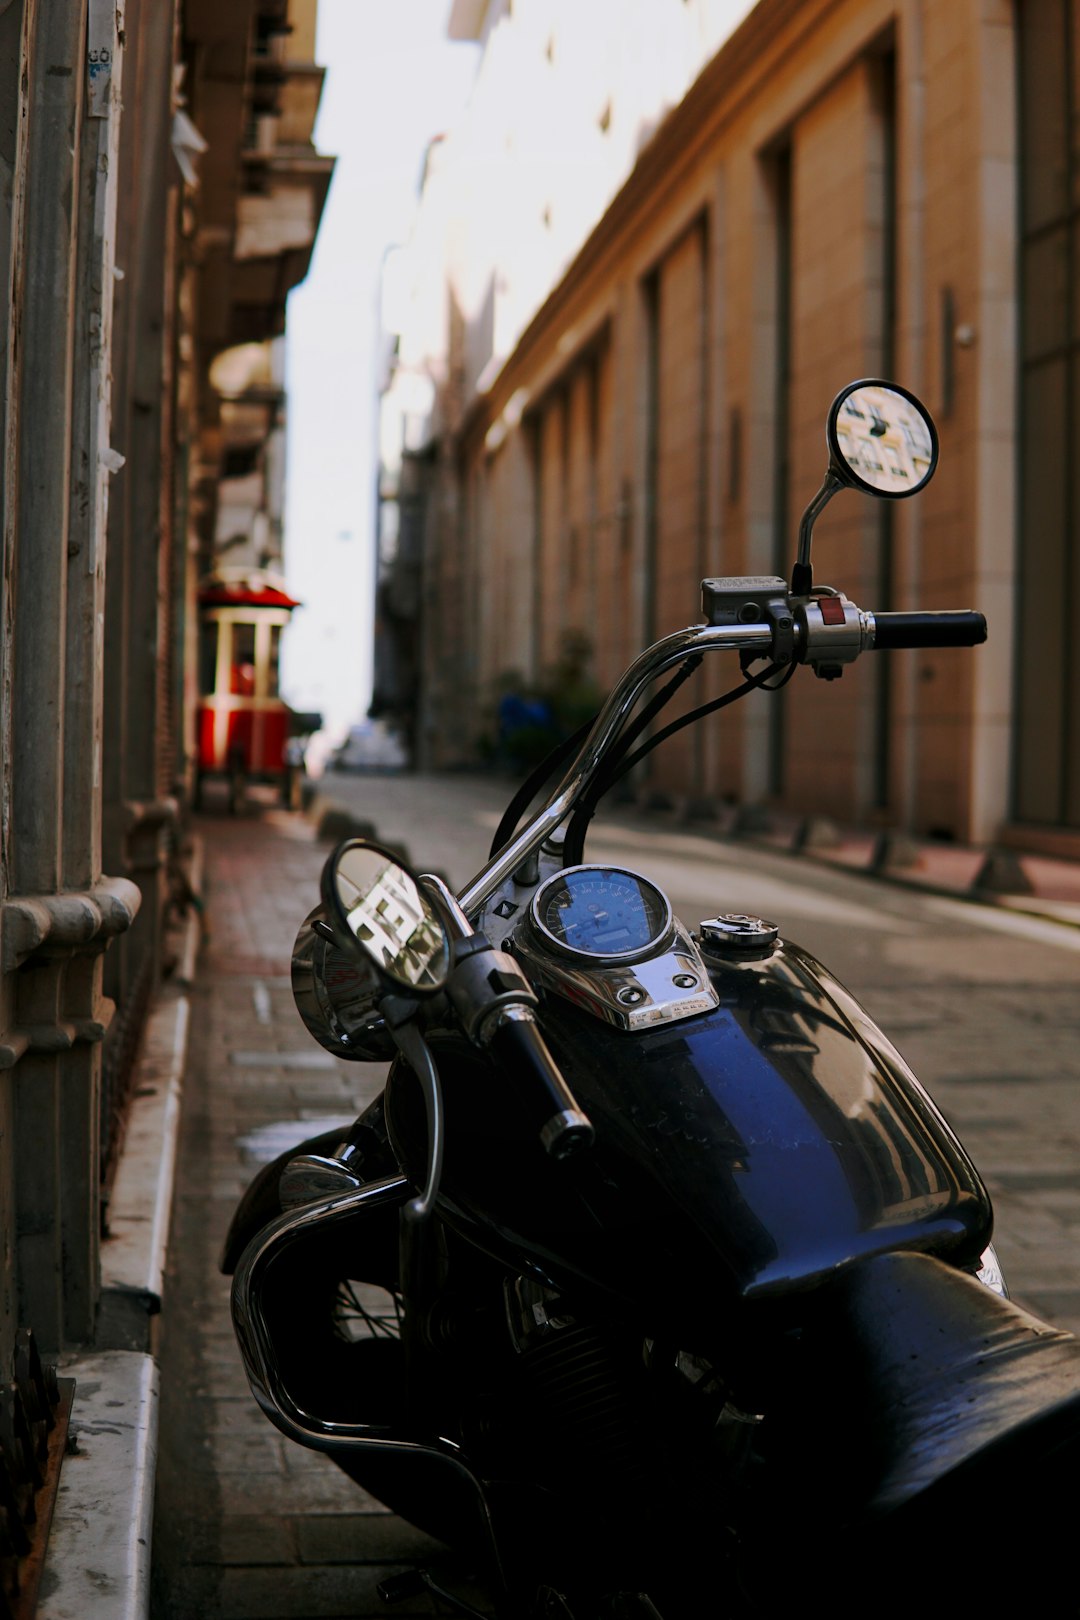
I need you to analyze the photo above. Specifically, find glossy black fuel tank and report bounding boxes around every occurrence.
[386,937,992,1326]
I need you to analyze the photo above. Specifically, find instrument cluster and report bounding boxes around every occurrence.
[528,865,673,964]
[508,864,718,1033]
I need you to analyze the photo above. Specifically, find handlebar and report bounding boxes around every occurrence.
[870,610,987,650]
[489,1012,594,1160]
[458,623,774,914]
[458,593,987,918]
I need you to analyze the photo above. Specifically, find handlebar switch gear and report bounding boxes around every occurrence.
[796,593,871,677]
[446,934,539,1046]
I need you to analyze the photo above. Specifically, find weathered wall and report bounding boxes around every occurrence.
[425,0,1027,844]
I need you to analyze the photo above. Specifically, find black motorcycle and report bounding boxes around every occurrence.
[223,381,1080,1617]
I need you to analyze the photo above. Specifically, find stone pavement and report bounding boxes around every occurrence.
[150,806,444,1620]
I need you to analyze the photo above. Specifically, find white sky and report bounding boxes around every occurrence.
[280,1,479,737]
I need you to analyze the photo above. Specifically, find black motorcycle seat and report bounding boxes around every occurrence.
[793,1249,1080,1533]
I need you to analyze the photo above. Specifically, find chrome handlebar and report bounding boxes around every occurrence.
[458,621,774,916]
[457,596,985,918]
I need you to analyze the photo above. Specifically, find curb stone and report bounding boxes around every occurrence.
[38,1353,158,1620]
[40,841,203,1617]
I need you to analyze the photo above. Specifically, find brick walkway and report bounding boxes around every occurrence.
[150,807,442,1620]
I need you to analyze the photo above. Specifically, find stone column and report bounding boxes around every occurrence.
[0,0,140,1353]
[0,0,33,1369]
[103,0,180,996]
[7,0,86,1353]
[59,0,131,1344]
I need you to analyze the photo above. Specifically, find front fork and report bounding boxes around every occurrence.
[399,1202,452,1434]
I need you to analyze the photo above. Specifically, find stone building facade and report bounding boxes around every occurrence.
[381,0,1078,853]
[0,0,329,1377]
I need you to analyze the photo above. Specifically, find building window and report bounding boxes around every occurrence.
[222,443,259,479]
[1015,0,1080,827]
[199,621,218,698]
[268,624,281,698]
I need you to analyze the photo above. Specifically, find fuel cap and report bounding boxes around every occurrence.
[698,914,779,955]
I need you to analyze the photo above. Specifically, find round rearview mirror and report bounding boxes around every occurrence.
[322,839,451,995]
[826,380,938,498]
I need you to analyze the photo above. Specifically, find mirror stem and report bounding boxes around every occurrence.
[792,469,844,597]
[418,872,474,941]
[393,1022,445,1223]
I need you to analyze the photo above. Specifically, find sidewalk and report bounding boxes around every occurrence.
[710,805,1080,927]
[150,807,443,1620]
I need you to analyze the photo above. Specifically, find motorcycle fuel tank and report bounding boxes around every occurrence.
[386,932,993,1331]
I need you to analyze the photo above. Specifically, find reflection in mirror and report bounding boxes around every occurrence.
[832,384,935,495]
[332,846,450,992]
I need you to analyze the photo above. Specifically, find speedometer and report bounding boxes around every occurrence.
[529,866,673,964]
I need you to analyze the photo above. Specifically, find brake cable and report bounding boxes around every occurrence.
[488,656,704,860]
[488,721,593,860]
[560,658,790,867]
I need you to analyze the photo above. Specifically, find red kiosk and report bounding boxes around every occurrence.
[196,569,301,809]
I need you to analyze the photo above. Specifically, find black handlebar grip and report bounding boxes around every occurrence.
[490,1016,594,1160]
[871,611,987,650]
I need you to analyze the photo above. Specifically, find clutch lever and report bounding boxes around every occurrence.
[419,873,594,1160]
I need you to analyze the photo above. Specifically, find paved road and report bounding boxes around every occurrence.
[320,768,1080,1335]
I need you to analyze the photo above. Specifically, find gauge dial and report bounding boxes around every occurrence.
[530,866,672,963]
